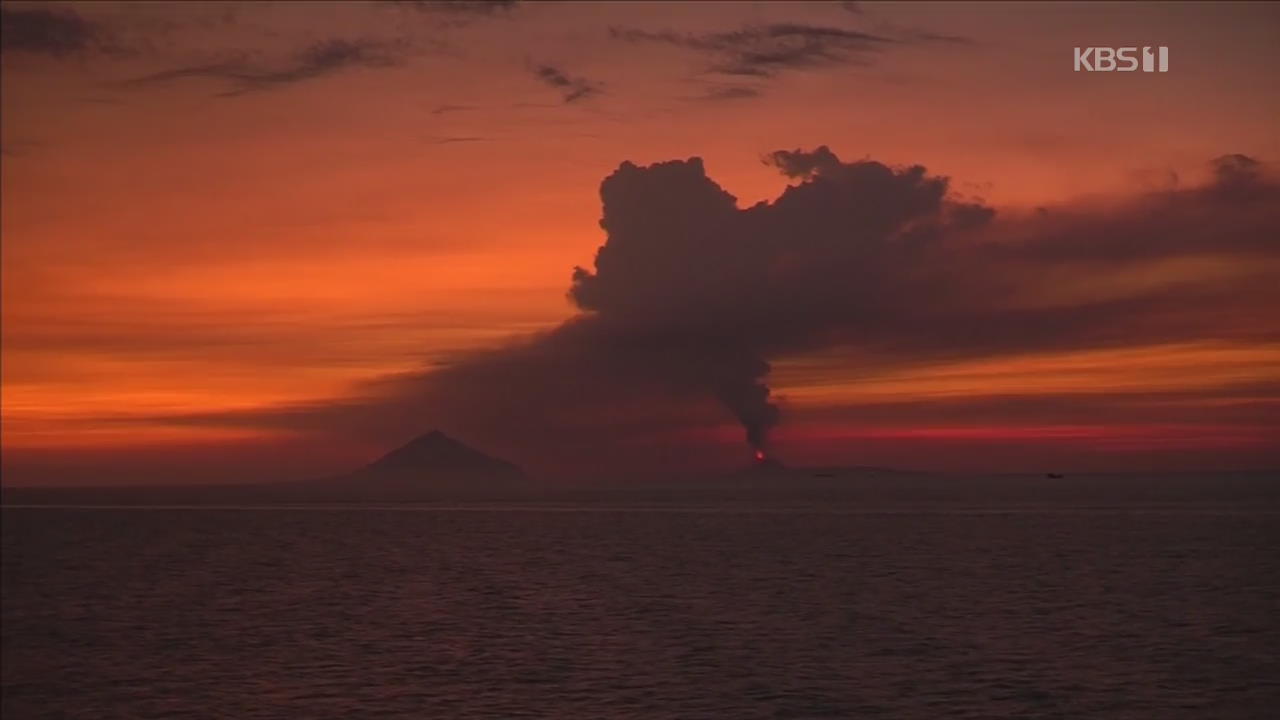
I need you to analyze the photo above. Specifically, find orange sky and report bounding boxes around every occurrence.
[3,1,1278,483]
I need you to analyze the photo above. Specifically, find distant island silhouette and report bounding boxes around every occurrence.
[5,430,1276,509]
[328,430,523,480]
[305,430,527,499]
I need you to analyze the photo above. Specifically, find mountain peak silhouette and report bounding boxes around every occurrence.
[363,430,521,475]
[311,431,526,497]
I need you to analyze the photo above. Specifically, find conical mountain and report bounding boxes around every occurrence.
[363,430,522,476]
[313,431,526,496]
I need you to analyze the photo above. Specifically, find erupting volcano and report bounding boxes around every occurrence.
[750,447,784,471]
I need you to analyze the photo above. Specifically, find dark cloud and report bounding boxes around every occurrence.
[126,38,404,97]
[797,381,1280,430]
[611,23,895,77]
[558,152,983,452]
[530,64,601,103]
[392,0,518,16]
[132,149,1280,475]
[691,86,762,101]
[1210,153,1267,199]
[765,144,844,178]
[1214,153,1260,177]
[1,6,97,57]
[610,15,976,81]
[383,0,519,30]
[436,150,1276,462]
[562,150,1276,457]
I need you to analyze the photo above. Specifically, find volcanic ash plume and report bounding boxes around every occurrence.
[565,148,991,454]
[374,148,1274,473]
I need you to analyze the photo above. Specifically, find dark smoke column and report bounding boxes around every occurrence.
[714,357,779,456]
[569,158,783,454]
[566,148,993,459]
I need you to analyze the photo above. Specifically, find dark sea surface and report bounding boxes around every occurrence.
[4,477,1279,718]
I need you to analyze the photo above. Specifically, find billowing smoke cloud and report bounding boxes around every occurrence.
[142,147,1279,474]
[426,148,1275,465]
[559,150,998,452]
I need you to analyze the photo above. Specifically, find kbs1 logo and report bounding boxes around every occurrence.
[1074,46,1169,72]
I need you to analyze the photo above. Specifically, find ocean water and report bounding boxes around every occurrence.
[3,497,1278,718]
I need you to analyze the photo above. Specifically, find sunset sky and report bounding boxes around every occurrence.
[3,1,1278,484]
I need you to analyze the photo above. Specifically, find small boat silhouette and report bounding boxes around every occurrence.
[1045,472,1065,479]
